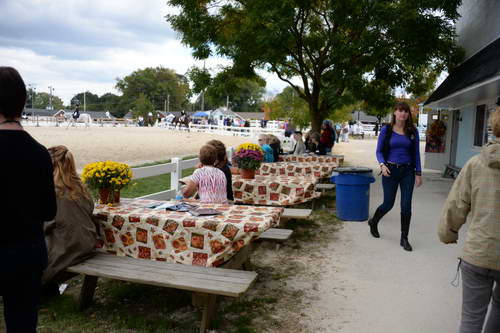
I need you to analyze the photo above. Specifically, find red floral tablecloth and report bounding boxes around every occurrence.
[232,175,320,206]
[257,162,338,178]
[279,154,344,165]
[94,199,283,267]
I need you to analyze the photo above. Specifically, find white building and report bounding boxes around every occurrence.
[424,0,499,171]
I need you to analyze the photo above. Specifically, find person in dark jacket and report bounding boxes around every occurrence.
[0,67,57,332]
[320,121,334,152]
[310,132,327,155]
[368,102,422,251]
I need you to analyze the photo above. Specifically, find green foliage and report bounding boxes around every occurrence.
[33,92,64,110]
[167,0,464,131]
[131,93,154,120]
[116,67,190,113]
[71,91,100,110]
[267,86,310,128]
[189,67,266,112]
[99,93,123,116]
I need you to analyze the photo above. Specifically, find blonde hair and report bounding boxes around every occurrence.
[259,134,269,144]
[48,145,92,201]
[492,107,500,138]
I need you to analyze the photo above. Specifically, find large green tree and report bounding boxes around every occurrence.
[99,93,123,116]
[267,86,310,128]
[187,67,266,112]
[116,67,190,113]
[71,91,100,111]
[33,92,64,110]
[167,0,463,132]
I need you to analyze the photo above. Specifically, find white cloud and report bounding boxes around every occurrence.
[0,0,293,106]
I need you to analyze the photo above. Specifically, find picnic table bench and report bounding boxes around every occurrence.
[443,164,461,179]
[68,250,257,333]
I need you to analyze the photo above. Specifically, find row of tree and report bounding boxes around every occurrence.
[25,66,268,118]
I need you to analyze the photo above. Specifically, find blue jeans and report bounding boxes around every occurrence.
[460,260,500,333]
[377,164,415,215]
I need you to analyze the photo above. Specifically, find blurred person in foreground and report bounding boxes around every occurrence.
[42,146,98,296]
[0,66,57,332]
[258,134,274,162]
[268,134,282,162]
[438,107,500,333]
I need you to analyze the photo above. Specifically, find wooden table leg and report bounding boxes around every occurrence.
[193,293,217,333]
[79,275,98,310]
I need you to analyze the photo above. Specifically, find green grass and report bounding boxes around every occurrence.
[120,155,198,198]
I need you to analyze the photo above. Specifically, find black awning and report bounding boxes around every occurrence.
[425,36,500,105]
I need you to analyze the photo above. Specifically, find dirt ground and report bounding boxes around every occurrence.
[24,126,250,170]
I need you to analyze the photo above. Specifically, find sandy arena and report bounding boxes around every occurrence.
[25,126,251,170]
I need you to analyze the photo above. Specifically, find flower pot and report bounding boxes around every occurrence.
[239,168,256,179]
[99,188,120,204]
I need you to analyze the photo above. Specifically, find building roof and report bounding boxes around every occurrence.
[236,112,265,120]
[425,36,500,106]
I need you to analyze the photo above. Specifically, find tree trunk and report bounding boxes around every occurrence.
[310,108,323,133]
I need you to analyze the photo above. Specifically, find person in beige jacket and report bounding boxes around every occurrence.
[43,146,98,296]
[438,107,500,333]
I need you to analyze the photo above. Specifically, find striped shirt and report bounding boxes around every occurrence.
[191,166,228,203]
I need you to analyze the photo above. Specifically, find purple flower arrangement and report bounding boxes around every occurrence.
[233,145,264,170]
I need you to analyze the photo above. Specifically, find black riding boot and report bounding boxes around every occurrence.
[400,213,413,251]
[368,208,385,238]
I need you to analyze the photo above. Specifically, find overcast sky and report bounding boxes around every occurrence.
[0,0,290,105]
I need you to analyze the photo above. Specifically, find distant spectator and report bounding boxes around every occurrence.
[268,134,282,162]
[341,122,350,142]
[207,140,234,201]
[310,132,327,155]
[183,145,227,203]
[320,120,334,152]
[292,131,306,155]
[258,134,274,162]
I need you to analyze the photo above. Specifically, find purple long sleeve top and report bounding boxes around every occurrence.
[376,126,422,173]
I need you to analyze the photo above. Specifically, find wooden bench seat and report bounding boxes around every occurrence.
[67,253,257,332]
[443,164,461,179]
[282,208,312,219]
[315,183,335,191]
[258,228,293,250]
[259,228,293,241]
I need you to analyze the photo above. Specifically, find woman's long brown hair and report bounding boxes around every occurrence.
[391,102,416,136]
[48,145,92,201]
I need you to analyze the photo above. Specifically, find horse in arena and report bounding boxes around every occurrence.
[66,112,92,129]
[171,114,190,131]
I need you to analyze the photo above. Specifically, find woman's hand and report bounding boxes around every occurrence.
[381,164,391,177]
[415,175,423,187]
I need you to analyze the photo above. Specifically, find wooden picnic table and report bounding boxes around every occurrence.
[232,174,320,206]
[279,154,344,165]
[256,161,338,178]
[93,198,282,267]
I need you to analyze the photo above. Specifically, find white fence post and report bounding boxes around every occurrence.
[170,157,181,192]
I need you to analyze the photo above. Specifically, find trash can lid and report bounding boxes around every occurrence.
[334,166,373,173]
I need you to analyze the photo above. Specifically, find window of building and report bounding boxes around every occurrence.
[473,104,495,147]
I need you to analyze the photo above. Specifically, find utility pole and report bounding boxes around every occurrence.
[167,94,170,113]
[48,86,54,110]
[201,91,204,112]
[84,91,86,112]
[226,95,229,110]
[164,99,167,113]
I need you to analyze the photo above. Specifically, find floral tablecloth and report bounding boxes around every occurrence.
[232,175,320,206]
[94,199,283,267]
[257,162,338,178]
[279,154,344,165]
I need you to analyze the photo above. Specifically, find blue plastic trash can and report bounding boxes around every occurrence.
[331,167,375,221]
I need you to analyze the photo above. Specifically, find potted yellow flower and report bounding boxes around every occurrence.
[81,161,133,204]
[233,143,264,179]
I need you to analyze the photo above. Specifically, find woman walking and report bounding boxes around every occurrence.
[438,107,500,333]
[368,102,422,251]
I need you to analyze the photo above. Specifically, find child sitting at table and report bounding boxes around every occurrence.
[183,144,228,203]
[43,145,98,295]
[258,134,274,162]
[207,139,234,201]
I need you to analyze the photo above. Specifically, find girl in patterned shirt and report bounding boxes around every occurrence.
[183,144,228,203]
